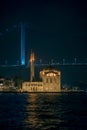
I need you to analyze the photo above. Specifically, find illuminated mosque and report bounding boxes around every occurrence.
[22,51,61,92]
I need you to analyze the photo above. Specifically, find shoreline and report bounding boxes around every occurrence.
[0,90,85,93]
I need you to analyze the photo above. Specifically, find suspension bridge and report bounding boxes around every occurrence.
[0,23,87,67]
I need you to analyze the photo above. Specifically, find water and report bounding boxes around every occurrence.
[0,93,87,130]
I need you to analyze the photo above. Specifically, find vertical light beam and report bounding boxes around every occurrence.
[21,23,25,65]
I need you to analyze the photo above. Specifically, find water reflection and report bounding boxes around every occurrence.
[24,93,66,129]
[25,94,41,128]
[0,93,87,129]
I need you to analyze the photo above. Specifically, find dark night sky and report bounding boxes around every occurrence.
[0,0,87,64]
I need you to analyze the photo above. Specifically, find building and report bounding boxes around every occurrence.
[40,67,61,92]
[22,52,61,92]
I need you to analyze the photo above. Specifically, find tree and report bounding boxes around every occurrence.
[13,76,23,89]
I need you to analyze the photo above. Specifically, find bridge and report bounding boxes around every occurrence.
[0,61,87,68]
[0,23,87,67]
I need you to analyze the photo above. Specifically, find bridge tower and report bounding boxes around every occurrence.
[20,23,25,65]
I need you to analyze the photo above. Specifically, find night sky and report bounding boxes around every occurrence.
[0,0,87,64]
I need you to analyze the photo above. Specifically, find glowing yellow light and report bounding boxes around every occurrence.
[47,73,56,77]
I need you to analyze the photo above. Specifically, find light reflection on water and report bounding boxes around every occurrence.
[24,93,87,129]
[0,93,87,129]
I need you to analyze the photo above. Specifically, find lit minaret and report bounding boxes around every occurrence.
[30,51,35,82]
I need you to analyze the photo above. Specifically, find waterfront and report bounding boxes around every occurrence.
[0,93,87,129]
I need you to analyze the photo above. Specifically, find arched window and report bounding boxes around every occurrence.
[50,78,52,83]
[46,78,48,83]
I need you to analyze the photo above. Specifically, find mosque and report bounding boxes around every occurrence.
[22,52,61,92]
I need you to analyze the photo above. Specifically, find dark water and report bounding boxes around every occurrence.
[0,93,87,130]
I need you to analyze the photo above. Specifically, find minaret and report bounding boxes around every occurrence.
[30,51,35,82]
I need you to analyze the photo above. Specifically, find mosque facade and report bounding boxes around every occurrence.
[22,52,61,92]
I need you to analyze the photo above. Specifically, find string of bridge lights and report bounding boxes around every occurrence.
[0,24,18,36]
[0,22,31,37]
